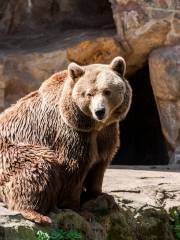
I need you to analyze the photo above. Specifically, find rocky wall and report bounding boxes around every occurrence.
[149,45,180,163]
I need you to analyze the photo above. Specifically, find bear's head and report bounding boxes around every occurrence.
[60,57,132,131]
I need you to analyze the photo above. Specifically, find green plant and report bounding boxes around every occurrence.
[36,229,83,240]
[170,208,180,240]
[36,230,50,240]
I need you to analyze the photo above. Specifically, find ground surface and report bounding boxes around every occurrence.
[0,165,180,240]
[104,165,180,210]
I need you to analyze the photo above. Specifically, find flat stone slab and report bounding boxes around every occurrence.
[103,165,180,210]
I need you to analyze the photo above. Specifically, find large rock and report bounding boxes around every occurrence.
[149,45,180,162]
[67,20,171,76]
[0,43,68,108]
[67,36,124,66]
[65,0,178,76]
[0,199,175,240]
[0,29,114,109]
[109,0,179,74]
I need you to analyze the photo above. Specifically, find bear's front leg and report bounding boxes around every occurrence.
[82,123,119,202]
[81,161,118,210]
[82,161,107,201]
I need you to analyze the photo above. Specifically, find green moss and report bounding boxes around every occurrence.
[95,208,111,217]
[135,208,175,240]
[106,210,137,240]
[36,229,83,240]
[170,207,180,240]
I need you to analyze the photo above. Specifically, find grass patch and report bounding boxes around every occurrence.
[36,229,83,240]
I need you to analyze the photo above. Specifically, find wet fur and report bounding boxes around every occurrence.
[0,64,132,223]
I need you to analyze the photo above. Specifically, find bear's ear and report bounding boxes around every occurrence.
[68,62,84,81]
[110,56,126,77]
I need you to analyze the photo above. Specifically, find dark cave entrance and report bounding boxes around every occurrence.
[112,65,169,165]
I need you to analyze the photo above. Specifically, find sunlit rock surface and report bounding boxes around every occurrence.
[149,45,180,162]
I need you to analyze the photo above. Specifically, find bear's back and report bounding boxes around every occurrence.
[0,71,67,146]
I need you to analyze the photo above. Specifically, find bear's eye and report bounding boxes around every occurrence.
[87,93,93,97]
[103,90,111,96]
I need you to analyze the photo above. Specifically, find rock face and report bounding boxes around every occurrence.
[0,0,114,34]
[111,0,180,42]
[68,0,179,76]
[110,0,179,74]
[0,29,114,109]
[149,45,180,162]
[0,167,179,240]
[67,37,123,66]
[67,20,171,76]
[0,38,69,108]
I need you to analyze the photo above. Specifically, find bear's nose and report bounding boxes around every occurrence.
[95,108,106,120]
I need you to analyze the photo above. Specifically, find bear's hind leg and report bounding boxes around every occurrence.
[20,209,52,225]
[0,142,63,224]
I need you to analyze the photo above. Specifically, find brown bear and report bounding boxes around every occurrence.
[0,56,132,224]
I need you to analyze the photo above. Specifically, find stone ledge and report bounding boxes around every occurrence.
[0,166,179,240]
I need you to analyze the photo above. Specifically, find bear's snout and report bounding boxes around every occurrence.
[95,107,106,120]
[90,94,109,121]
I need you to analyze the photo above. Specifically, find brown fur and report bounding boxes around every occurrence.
[0,57,132,224]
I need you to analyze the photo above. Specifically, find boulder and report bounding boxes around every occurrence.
[149,45,180,162]
[67,36,125,66]
[0,46,68,109]
[67,19,171,76]
[104,0,179,75]
[67,0,180,76]
[0,201,175,240]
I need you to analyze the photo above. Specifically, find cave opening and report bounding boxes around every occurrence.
[112,65,169,165]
